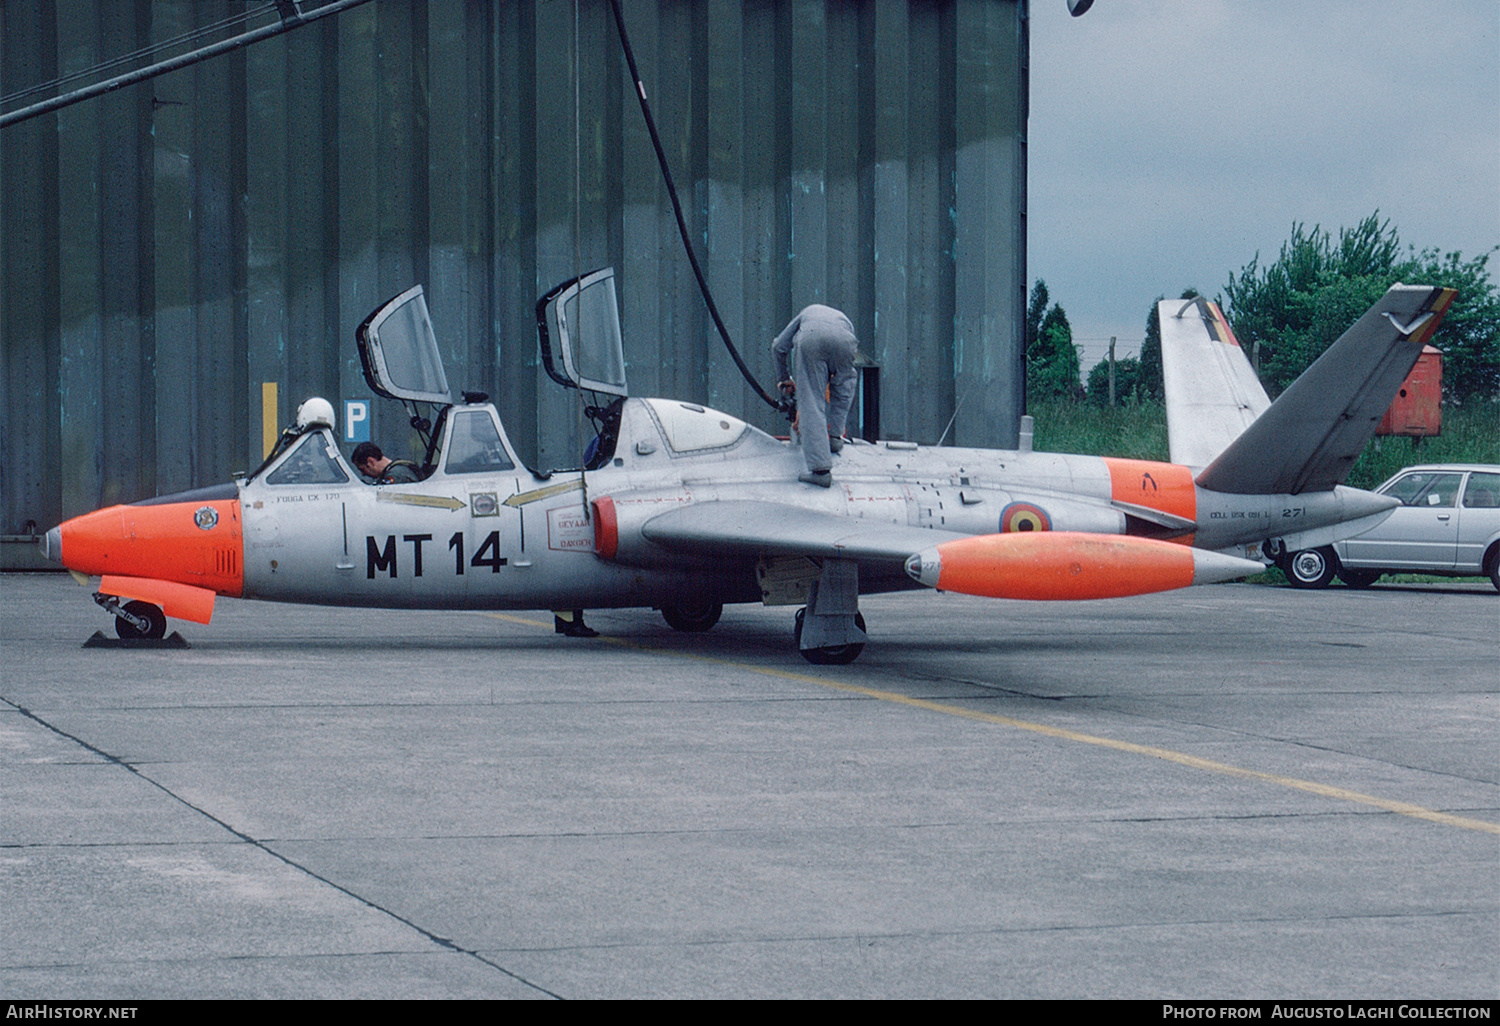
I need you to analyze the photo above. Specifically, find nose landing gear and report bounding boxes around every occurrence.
[87,591,181,646]
[92,591,168,639]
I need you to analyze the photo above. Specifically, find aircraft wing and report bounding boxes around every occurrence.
[638,499,1262,600]
[640,499,968,562]
[1159,297,1270,471]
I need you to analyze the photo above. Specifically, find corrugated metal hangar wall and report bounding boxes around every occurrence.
[0,0,1027,542]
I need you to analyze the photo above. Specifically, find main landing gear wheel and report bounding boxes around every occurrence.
[1285,546,1337,589]
[661,599,723,632]
[794,608,867,665]
[115,600,167,640]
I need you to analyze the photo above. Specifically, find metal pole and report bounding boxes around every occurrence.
[1108,336,1116,406]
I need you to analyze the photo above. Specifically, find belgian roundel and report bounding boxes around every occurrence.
[999,501,1051,533]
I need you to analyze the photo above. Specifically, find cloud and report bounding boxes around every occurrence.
[1029,0,1499,359]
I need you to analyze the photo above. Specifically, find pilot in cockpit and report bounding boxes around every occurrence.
[352,442,422,485]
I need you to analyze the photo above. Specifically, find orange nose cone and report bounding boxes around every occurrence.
[908,532,1207,601]
[56,495,243,597]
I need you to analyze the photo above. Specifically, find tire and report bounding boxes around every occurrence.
[1487,549,1500,593]
[1286,547,1337,589]
[661,599,723,632]
[115,600,167,640]
[1337,567,1381,589]
[794,608,867,665]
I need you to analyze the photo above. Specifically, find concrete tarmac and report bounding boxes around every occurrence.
[1,573,1495,999]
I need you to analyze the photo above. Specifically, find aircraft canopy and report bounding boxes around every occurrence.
[357,285,452,407]
[538,267,628,398]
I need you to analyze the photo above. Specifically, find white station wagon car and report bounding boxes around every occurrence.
[1283,464,1500,590]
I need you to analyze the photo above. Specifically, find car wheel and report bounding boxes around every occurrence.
[115,600,167,640]
[1337,567,1381,589]
[1286,547,1337,589]
[1488,550,1500,593]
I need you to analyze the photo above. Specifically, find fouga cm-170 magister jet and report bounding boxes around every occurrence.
[40,271,1455,663]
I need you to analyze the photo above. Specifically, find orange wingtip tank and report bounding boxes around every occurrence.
[904,532,1262,601]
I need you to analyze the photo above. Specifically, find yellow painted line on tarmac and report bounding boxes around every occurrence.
[484,612,555,630]
[479,613,1499,835]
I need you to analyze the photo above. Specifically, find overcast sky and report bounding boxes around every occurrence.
[1027,0,1500,370]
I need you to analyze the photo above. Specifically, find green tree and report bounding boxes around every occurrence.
[1086,355,1141,405]
[1027,291,1081,402]
[1404,247,1500,404]
[1026,279,1050,353]
[1137,295,1166,403]
[1223,214,1498,402]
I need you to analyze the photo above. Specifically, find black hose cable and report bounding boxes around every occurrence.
[606,0,788,415]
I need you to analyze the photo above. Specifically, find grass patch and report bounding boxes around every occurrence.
[1027,400,1168,461]
[1028,399,1498,481]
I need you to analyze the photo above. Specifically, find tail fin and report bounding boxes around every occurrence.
[1163,285,1457,495]
[1160,296,1270,471]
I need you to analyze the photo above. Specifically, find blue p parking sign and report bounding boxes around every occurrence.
[345,400,371,444]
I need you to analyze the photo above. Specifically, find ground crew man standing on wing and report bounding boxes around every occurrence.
[772,304,859,487]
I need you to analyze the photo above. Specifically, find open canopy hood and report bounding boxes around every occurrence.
[537,267,628,399]
[357,284,453,407]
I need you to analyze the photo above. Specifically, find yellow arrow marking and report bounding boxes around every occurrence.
[503,478,584,508]
[375,492,466,511]
[478,612,1499,836]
